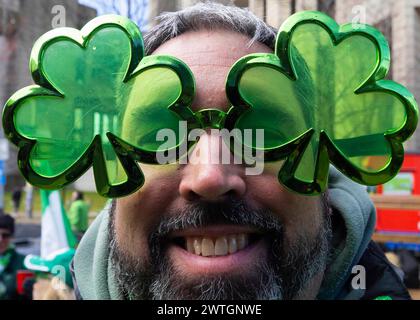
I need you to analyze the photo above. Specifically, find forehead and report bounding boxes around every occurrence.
[151,29,273,111]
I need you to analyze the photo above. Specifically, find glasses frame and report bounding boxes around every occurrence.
[2,12,418,197]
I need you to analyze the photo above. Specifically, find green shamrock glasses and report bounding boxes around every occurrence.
[2,12,418,198]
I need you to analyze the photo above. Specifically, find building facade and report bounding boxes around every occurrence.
[148,0,420,153]
[0,0,96,186]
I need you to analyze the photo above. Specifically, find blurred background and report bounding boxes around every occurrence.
[0,0,419,299]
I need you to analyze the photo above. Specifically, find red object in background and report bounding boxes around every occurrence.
[16,270,35,295]
[375,153,420,233]
[376,209,420,233]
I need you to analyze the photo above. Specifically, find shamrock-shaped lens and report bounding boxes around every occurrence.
[226,11,418,194]
[3,15,195,197]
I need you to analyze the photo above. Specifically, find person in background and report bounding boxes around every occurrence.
[0,211,26,299]
[11,188,22,217]
[24,183,34,220]
[67,191,90,242]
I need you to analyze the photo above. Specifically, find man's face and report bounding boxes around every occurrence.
[0,228,12,254]
[111,29,332,299]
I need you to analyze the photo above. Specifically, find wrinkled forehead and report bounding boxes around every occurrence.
[150,29,273,111]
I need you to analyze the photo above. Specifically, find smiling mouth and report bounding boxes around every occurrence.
[165,225,266,274]
[172,232,262,256]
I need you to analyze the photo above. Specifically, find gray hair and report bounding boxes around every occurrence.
[144,2,277,54]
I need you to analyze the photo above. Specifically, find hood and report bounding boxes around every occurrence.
[317,166,376,299]
[73,166,376,300]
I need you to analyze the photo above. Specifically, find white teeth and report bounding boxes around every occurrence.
[214,237,228,256]
[228,235,237,254]
[201,238,214,257]
[193,238,202,255]
[184,234,250,257]
[237,234,248,250]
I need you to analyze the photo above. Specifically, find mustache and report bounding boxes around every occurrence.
[150,197,284,243]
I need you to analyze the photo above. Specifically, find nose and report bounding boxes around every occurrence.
[179,132,246,201]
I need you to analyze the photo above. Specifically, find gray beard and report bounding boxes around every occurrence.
[109,196,332,300]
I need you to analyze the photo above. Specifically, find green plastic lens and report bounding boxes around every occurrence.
[122,68,184,152]
[3,15,196,197]
[13,25,187,187]
[15,27,131,179]
[226,11,418,194]
[236,24,404,177]
[236,66,308,150]
[288,23,402,175]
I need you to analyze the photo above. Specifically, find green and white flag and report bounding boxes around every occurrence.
[39,190,76,258]
[24,190,76,287]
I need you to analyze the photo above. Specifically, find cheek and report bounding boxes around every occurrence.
[0,239,9,251]
[245,167,324,242]
[115,164,180,258]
